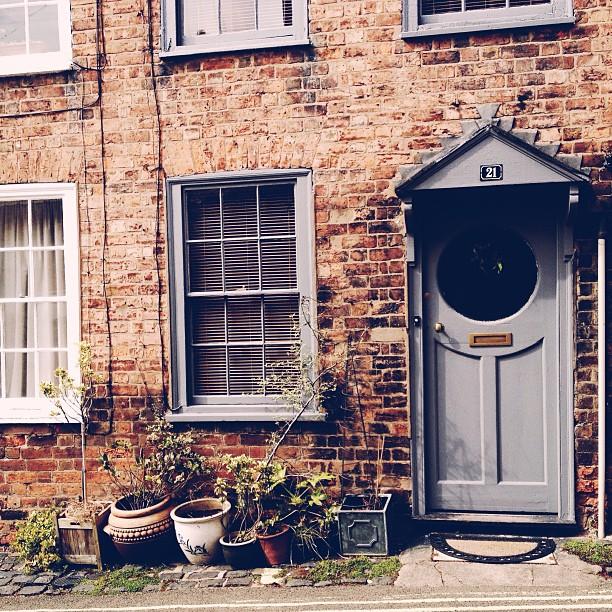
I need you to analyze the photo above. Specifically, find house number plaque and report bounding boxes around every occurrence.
[480,164,503,181]
[468,332,513,347]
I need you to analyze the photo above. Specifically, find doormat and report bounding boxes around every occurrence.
[429,533,556,564]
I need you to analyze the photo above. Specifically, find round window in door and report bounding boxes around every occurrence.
[437,226,538,322]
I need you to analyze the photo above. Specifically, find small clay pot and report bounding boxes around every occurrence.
[257,525,292,566]
[105,495,176,563]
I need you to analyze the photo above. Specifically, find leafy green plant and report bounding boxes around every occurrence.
[99,402,209,510]
[562,539,612,566]
[11,509,61,573]
[40,342,103,506]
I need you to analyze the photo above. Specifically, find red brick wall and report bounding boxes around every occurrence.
[0,0,611,542]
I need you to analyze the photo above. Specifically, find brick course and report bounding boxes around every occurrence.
[0,0,611,542]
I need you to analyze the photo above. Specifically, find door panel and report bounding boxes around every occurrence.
[423,190,560,515]
[497,340,546,484]
[434,344,482,483]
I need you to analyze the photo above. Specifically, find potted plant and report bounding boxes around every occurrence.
[253,461,293,566]
[171,497,231,565]
[215,454,267,569]
[337,429,393,556]
[40,342,111,569]
[99,402,207,562]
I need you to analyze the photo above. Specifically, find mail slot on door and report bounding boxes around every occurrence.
[468,333,513,347]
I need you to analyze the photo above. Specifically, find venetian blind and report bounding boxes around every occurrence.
[185,183,300,398]
[421,0,548,15]
[181,0,293,39]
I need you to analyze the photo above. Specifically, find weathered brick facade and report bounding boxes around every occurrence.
[0,0,610,543]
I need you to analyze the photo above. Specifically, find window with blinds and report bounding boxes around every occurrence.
[161,0,308,56]
[404,0,573,36]
[169,171,315,420]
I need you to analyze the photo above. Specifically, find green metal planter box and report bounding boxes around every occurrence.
[338,493,392,556]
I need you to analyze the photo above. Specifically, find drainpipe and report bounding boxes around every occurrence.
[597,216,607,539]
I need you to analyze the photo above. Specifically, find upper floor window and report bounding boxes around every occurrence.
[0,184,80,423]
[167,170,317,422]
[0,0,72,76]
[161,0,308,57]
[402,0,573,37]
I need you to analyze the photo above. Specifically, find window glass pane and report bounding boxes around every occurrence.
[5,351,35,398]
[223,240,260,291]
[420,0,461,14]
[221,187,258,238]
[465,0,506,9]
[509,0,549,5]
[191,298,225,344]
[258,0,292,28]
[33,250,65,297]
[182,0,219,38]
[193,346,227,395]
[264,344,299,394]
[29,3,60,53]
[186,189,221,240]
[227,296,262,343]
[260,238,296,290]
[36,302,67,348]
[0,6,26,57]
[263,295,299,342]
[189,242,223,292]
[31,199,63,246]
[2,303,34,349]
[0,201,28,247]
[0,251,29,298]
[228,345,262,394]
[220,0,256,33]
[38,350,67,386]
[259,184,295,236]
[437,226,538,322]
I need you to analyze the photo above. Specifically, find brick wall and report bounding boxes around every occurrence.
[0,0,611,542]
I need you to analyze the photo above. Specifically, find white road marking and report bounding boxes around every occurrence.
[6,593,612,612]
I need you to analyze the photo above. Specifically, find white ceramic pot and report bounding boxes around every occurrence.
[171,498,231,565]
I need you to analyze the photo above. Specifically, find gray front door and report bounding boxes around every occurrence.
[423,188,561,514]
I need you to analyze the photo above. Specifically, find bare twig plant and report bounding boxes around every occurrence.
[40,342,103,506]
[260,298,384,509]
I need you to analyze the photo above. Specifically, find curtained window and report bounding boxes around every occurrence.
[0,185,79,423]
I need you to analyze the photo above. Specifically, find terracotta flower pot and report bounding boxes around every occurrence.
[105,495,176,563]
[256,525,292,566]
[171,498,231,565]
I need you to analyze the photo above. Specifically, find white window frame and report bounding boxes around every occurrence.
[0,0,72,77]
[160,0,309,58]
[0,183,80,424]
[167,169,321,422]
[402,0,574,38]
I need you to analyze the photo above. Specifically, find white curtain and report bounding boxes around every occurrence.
[0,199,66,398]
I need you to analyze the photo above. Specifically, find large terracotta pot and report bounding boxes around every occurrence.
[105,495,176,563]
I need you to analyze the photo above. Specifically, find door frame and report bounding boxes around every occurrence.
[406,185,576,524]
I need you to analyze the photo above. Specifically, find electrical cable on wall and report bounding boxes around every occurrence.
[145,0,169,408]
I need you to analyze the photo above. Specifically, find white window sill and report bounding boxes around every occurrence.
[0,59,74,79]
[160,37,311,60]
[167,408,325,423]
[402,15,574,38]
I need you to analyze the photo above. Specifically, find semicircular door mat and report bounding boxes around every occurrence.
[429,533,556,564]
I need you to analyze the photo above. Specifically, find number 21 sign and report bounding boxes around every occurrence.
[480,164,503,181]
